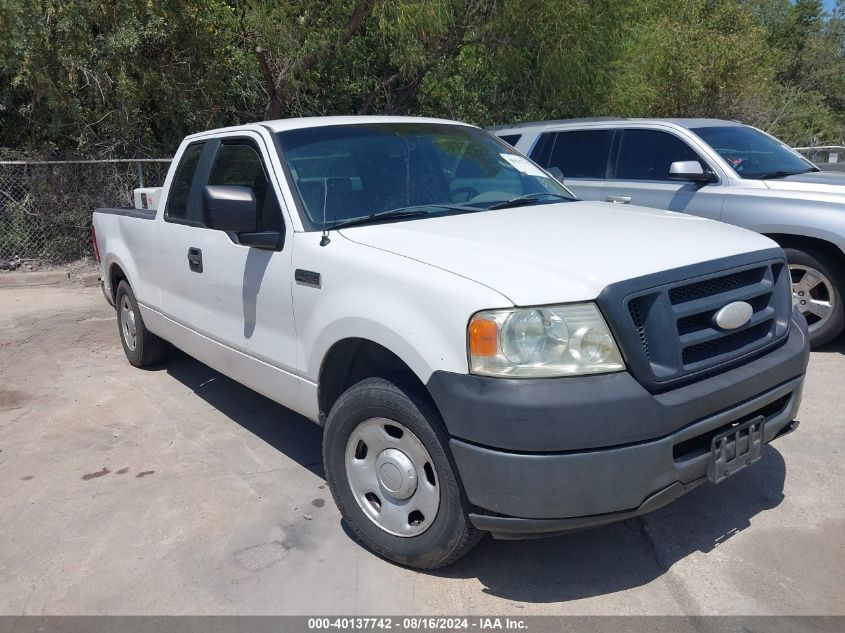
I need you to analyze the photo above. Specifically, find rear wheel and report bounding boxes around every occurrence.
[115,280,169,367]
[785,247,845,348]
[323,377,482,569]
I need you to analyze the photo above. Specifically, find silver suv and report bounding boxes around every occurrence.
[492,118,845,347]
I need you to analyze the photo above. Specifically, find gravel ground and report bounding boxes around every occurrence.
[0,285,843,615]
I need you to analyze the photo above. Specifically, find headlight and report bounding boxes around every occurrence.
[468,303,625,377]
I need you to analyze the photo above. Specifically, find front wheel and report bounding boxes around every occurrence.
[322,377,482,569]
[785,247,845,348]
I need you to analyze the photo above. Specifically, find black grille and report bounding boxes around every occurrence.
[682,321,773,365]
[607,256,792,389]
[668,268,764,304]
[676,310,714,335]
[628,300,651,360]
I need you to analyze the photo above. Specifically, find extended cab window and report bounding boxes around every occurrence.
[166,142,204,222]
[207,141,282,231]
[544,130,613,179]
[615,129,702,181]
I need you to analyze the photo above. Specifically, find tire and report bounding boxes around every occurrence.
[115,280,169,367]
[784,247,845,348]
[323,377,483,569]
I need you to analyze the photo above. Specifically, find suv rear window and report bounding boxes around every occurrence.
[540,130,613,179]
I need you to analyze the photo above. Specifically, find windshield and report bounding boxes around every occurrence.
[276,123,573,228]
[691,125,816,180]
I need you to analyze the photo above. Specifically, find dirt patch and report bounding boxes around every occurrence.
[0,389,27,411]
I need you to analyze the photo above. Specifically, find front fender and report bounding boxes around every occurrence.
[722,190,845,256]
[292,233,512,386]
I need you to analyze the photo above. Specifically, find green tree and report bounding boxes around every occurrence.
[2,0,844,153]
[602,0,773,119]
[0,0,258,155]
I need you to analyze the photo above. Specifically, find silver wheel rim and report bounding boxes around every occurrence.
[119,295,137,352]
[791,264,836,334]
[344,417,440,537]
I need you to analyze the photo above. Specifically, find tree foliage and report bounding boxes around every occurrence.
[1,0,843,156]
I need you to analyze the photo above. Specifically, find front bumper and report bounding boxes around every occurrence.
[426,314,809,537]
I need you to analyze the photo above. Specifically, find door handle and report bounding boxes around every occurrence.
[606,195,632,204]
[187,247,203,273]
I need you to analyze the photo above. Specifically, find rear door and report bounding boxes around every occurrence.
[528,128,613,201]
[603,128,724,220]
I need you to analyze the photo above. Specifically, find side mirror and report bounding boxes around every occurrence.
[203,185,258,233]
[668,160,712,182]
[547,166,564,183]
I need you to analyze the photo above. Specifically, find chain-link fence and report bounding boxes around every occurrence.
[0,159,172,266]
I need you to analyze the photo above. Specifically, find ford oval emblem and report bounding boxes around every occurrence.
[713,301,753,330]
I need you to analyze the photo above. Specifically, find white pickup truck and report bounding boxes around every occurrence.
[92,116,809,569]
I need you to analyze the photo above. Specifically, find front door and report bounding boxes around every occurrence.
[603,128,725,221]
[156,132,300,406]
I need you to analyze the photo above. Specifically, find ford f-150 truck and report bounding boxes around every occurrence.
[92,116,810,569]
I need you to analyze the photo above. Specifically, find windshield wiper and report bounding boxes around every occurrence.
[758,168,819,179]
[329,204,479,230]
[486,192,573,210]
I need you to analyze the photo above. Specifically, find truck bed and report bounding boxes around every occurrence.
[92,206,159,309]
[94,207,157,220]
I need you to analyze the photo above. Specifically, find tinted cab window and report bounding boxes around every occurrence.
[615,129,701,181]
[207,141,282,231]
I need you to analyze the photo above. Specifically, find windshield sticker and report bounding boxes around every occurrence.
[500,153,547,178]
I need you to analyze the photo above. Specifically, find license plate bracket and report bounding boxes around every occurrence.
[707,416,765,484]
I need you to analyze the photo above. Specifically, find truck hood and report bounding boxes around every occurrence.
[338,201,777,305]
[764,171,845,196]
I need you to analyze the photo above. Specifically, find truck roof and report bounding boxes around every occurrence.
[488,118,744,132]
[185,115,472,141]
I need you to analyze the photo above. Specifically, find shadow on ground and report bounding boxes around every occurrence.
[157,349,787,604]
[161,350,325,479]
